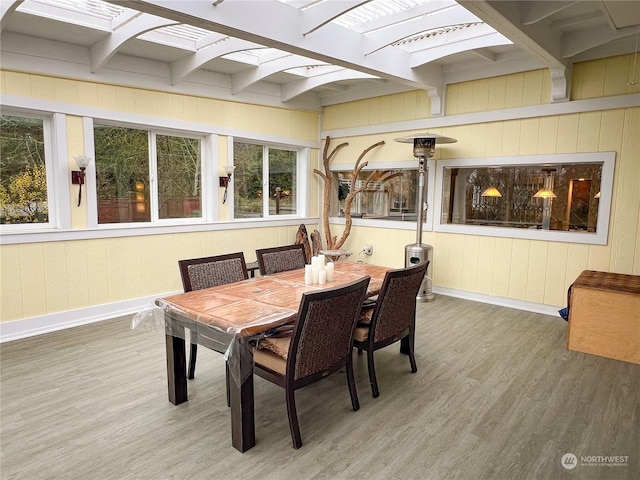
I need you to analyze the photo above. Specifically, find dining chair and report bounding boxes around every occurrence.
[353,260,429,398]
[255,243,307,275]
[253,276,371,449]
[178,252,248,400]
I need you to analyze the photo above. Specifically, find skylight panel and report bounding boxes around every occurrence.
[285,64,343,77]
[223,48,283,65]
[332,0,433,29]
[393,22,481,46]
[155,24,214,42]
[32,0,126,20]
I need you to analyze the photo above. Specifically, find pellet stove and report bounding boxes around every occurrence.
[395,133,457,302]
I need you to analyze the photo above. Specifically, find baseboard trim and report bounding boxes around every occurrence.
[1,287,563,343]
[0,292,178,343]
[432,286,562,317]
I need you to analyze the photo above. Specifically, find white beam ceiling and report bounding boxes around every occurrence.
[3,0,637,109]
[120,0,444,91]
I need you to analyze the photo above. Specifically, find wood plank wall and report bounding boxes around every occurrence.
[326,54,640,308]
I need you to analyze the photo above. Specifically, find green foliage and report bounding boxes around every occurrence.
[233,142,296,217]
[94,125,202,221]
[94,125,149,199]
[0,115,48,223]
[0,165,48,223]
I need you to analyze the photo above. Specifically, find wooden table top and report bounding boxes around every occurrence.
[157,261,390,337]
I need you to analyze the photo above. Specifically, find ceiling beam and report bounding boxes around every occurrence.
[119,0,441,92]
[0,0,23,30]
[521,0,578,25]
[562,23,639,58]
[231,55,328,94]
[410,31,511,67]
[90,13,177,73]
[170,37,263,85]
[302,0,370,35]
[364,6,479,55]
[281,69,378,102]
[458,0,565,69]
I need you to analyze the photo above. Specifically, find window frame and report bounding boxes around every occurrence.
[228,137,308,220]
[87,118,212,228]
[433,152,616,245]
[329,159,436,231]
[0,109,70,232]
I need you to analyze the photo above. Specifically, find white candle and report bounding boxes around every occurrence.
[304,264,313,285]
[312,267,319,284]
[326,262,334,281]
[318,254,326,268]
[318,270,327,285]
[311,256,318,268]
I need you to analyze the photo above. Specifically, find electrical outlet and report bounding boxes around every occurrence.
[362,244,373,255]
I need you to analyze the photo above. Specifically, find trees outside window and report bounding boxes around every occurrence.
[0,115,49,224]
[94,124,202,224]
[233,141,297,219]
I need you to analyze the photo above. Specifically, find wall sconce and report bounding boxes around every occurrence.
[71,155,92,207]
[220,165,235,204]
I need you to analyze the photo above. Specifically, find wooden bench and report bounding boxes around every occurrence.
[567,270,640,364]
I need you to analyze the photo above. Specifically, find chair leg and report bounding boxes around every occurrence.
[225,361,231,407]
[367,350,379,398]
[407,333,417,373]
[285,387,303,449]
[346,359,360,411]
[187,343,197,380]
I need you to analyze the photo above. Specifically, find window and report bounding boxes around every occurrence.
[329,159,435,229]
[94,124,202,224]
[434,152,615,245]
[233,141,297,218]
[333,169,425,221]
[0,114,49,225]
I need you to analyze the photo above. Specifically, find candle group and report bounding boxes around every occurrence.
[304,255,335,285]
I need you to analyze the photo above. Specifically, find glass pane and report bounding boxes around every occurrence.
[94,125,150,223]
[0,115,48,224]
[268,148,296,215]
[233,142,263,218]
[333,169,425,222]
[441,164,603,231]
[157,134,201,219]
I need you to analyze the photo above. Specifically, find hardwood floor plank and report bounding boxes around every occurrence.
[1,295,638,479]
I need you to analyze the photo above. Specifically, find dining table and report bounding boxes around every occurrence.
[155,261,391,452]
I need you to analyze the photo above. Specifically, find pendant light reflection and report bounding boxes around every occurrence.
[534,168,557,199]
[481,186,502,197]
[533,188,557,199]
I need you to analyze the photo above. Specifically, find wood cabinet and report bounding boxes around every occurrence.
[567,270,640,364]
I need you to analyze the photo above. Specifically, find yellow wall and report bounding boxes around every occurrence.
[327,55,640,308]
[322,90,433,130]
[2,54,639,325]
[1,71,320,140]
[0,72,321,323]
[0,225,316,322]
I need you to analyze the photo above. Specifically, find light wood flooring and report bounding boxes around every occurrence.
[1,295,638,480]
